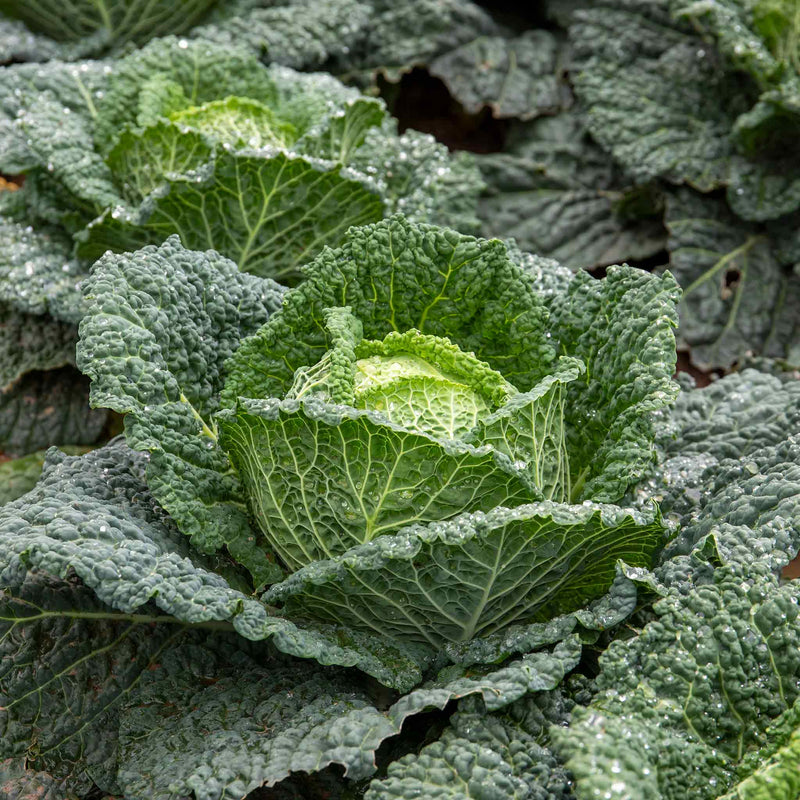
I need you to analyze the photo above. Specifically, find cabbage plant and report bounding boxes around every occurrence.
[9,218,800,800]
[0,36,480,287]
[77,216,679,638]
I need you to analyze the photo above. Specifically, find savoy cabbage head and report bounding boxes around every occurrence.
[0,36,480,287]
[76,216,679,642]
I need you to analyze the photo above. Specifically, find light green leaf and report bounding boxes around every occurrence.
[169,95,298,149]
[77,237,284,579]
[218,395,538,572]
[79,148,385,282]
[265,503,665,646]
[466,356,585,502]
[93,37,278,153]
[106,120,213,204]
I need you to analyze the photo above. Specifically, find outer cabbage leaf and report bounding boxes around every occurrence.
[661,434,800,579]
[0,446,89,505]
[0,216,85,324]
[264,502,665,646]
[0,16,59,63]
[570,0,753,191]
[554,566,800,800]
[0,543,581,799]
[554,426,800,799]
[79,148,384,282]
[77,236,285,583]
[669,1,800,219]
[0,0,216,49]
[194,0,373,71]
[476,109,665,270]
[666,188,800,370]
[0,304,76,390]
[333,0,499,85]
[719,700,800,800]
[645,369,800,519]
[350,127,484,236]
[429,30,566,120]
[548,265,681,502]
[366,692,575,800]
[0,366,107,457]
[660,369,800,461]
[0,441,431,690]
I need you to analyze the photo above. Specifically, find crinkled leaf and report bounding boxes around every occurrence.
[340,0,499,82]
[0,16,59,63]
[0,366,106,457]
[720,700,800,800]
[571,0,752,191]
[554,567,800,800]
[0,446,89,505]
[350,127,483,235]
[0,441,429,690]
[77,237,285,580]
[477,112,666,270]
[194,0,373,71]
[662,435,800,577]
[13,91,120,215]
[0,216,85,323]
[265,503,665,646]
[549,265,680,502]
[645,370,800,518]
[366,691,574,800]
[659,369,800,462]
[0,304,76,389]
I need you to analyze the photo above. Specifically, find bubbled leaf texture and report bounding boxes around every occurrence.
[78,236,285,579]
[222,215,555,406]
[0,440,430,690]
